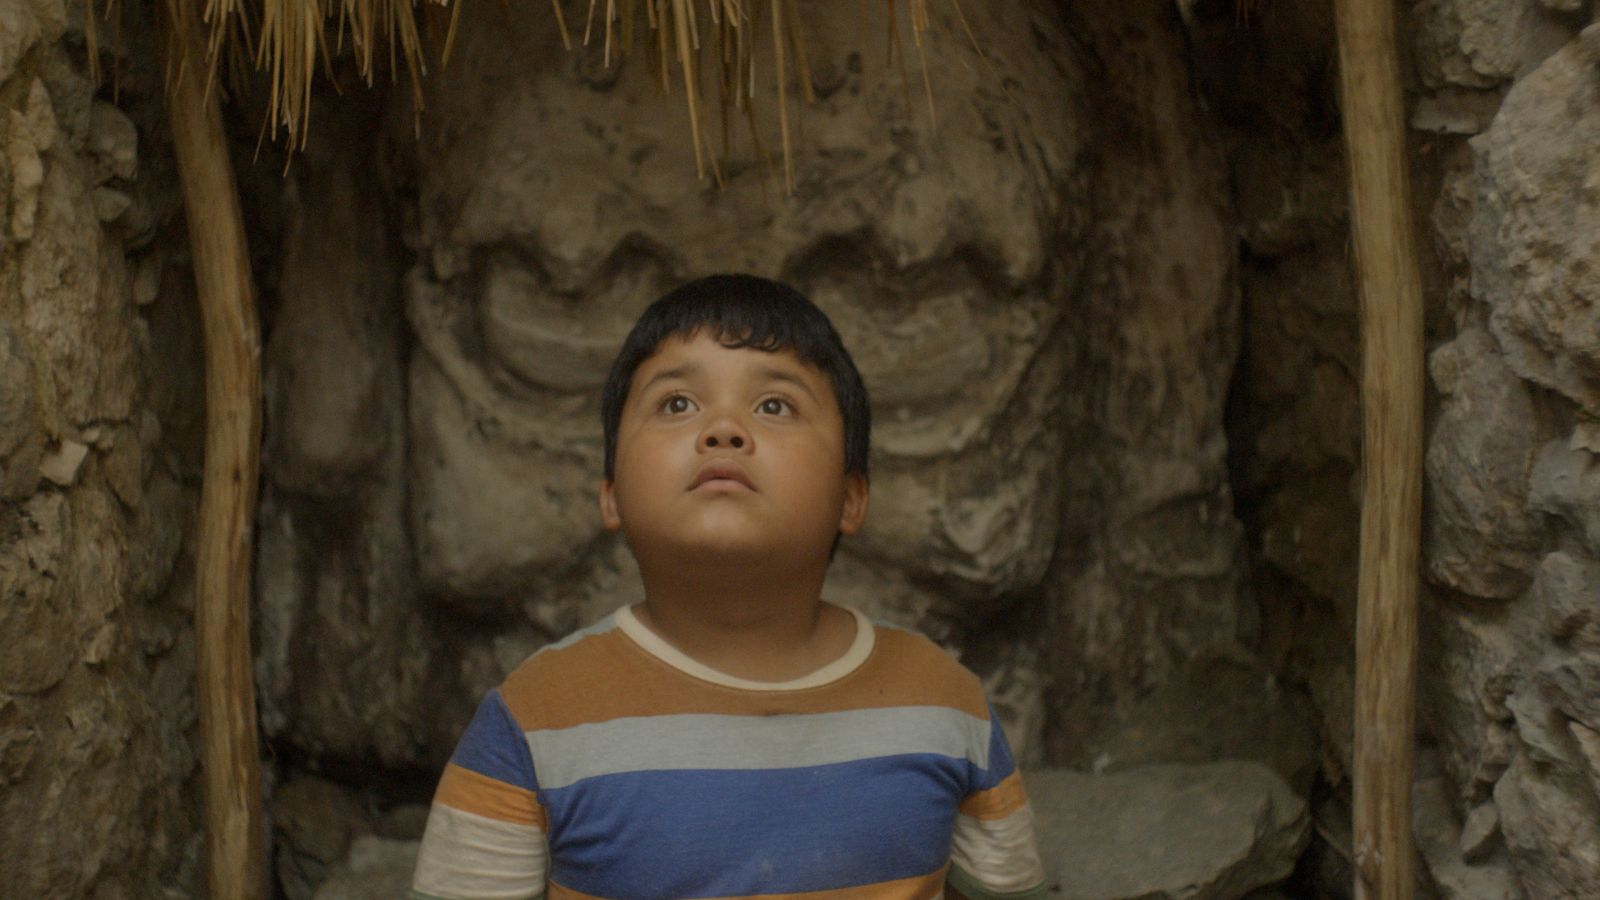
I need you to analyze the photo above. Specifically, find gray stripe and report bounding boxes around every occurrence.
[526,705,992,790]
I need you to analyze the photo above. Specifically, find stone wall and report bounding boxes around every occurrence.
[1192,0,1600,897]
[1418,9,1600,896]
[0,0,202,893]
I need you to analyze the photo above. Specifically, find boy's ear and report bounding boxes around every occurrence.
[838,474,869,536]
[599,480,622,532]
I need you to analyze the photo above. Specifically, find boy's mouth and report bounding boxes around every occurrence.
[690,460,755,491]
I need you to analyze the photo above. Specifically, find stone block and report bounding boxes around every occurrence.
[1028,762,1308,900]
[1424,328,1544,599]
[1470,38,1600,415]
[1528,437,1600,550]
[1494,752,1600,898]
[272,776,372,900]
[1413,774,1524,900]
[311,836,418,900]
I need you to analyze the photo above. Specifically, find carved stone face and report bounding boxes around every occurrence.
[403,1,1092,645]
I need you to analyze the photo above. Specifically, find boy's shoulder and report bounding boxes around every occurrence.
[854,618,991,712]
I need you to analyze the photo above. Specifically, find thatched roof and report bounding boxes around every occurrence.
[104,0,977,190]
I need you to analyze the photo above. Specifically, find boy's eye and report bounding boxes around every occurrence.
[757,398,792,416]
[661,394,695,414]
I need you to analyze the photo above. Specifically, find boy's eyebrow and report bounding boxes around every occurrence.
[635,360,822,404]
[752,364,823,403]
[635,363,702,396]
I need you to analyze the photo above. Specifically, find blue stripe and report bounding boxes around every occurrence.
[542,755,973,897]
[975,704,1017,792]
[450,689,539,792]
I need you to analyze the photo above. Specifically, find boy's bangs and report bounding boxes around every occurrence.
[659,303,825,364]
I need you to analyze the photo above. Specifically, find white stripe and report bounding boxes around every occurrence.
[950,803,1045,893]
[615,604,876,691]
[412,805,547,899]
[527,705,993,790]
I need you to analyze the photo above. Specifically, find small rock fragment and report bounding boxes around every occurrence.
[92,186,131,222]
[1581,24,1600,61]
[1028,761,1308,900]
[87,102,138,181]
[1570,721,1600,802]
[133,255,162,305]
[39,439,90,486]
[1460,801,1501,862]
[311,836,419,900]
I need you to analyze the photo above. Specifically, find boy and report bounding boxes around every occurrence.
[411,275,1046,899]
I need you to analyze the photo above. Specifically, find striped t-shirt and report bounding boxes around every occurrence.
[411,605,1045,900]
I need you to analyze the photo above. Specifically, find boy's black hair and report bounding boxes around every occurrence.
[601,274,871,481]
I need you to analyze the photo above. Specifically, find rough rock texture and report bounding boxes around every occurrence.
[1043,0,1252,764]
[1414,0,1574,90]
[1417,24,1600,900]
[254,0,1253,790]
[1425,328,1544,599]
[1414,769,1523,899]
[311,836,419,900]
[1091,655,1319,795]
[1029,762,1309,899]
[0,0,202,893]
[1470,37,1600,417]
[1186,0,1364,783]
[1191,4,1600,899]
[251,79,437,767]
[272,776,374,900]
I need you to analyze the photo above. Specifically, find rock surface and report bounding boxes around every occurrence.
[1029,762,1309,900]
[1413,773,1524,900]
[1424,328,1543,599]
[1418,24,1600,900]
[1190,7,1600,900]
[273,777,374,900]
[1092,655,1319,794]
[1470,37,1600,416]
[0,0,203,893]
[1182,0,1369,784]
[311,836,420,900]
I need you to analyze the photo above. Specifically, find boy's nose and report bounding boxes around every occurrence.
[699,416,749,451]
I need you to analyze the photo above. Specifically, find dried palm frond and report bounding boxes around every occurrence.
[90,0,981,188]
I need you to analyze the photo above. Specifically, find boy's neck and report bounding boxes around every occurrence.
[632,563,857,683]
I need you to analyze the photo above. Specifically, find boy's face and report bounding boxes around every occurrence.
[600,332,868,569]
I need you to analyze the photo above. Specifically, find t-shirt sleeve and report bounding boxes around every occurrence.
[412,689,549,900]
[946,704,1047,900]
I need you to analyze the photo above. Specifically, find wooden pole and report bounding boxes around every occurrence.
[160,3,268,896]
[1332,0,1424,897]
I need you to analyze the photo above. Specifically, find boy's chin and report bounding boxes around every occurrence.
[642,528,831,567]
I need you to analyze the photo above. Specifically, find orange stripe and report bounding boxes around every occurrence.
[501,627,989,732]
[435,762,547,828]
[547,863,949,899]
[958,770,1027,821]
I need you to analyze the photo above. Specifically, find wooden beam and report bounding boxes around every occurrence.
[160,3,268,896]
[1332,0,1425,897]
